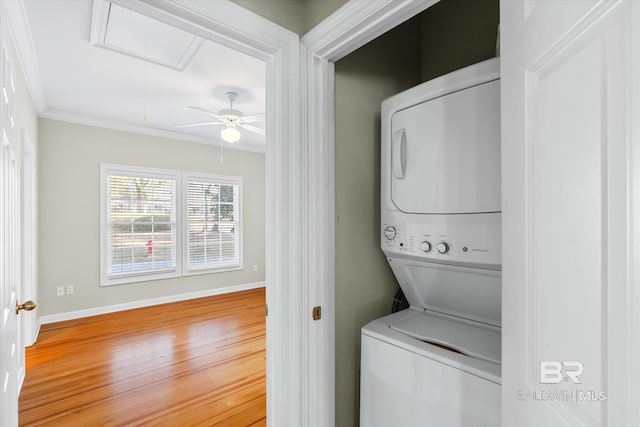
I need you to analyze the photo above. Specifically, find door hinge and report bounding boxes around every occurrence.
[312,306,322,321]
[265,303,268,317]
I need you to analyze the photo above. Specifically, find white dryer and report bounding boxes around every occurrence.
[361,58,501,426]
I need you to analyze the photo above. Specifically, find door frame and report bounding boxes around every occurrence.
[300,1,439,424]
[20,129,37,348]
[7,0,303,424]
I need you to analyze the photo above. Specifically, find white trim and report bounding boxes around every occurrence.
[100,163,182,287]
[38,281,266,325]
[31,321,41,345]
[90,0,111,47]
[3,0,47,114]
[302,0,438,62]
[20,130,37,347]
[301,1,439,425]
[181,171,243,275]
[41,109,266,154]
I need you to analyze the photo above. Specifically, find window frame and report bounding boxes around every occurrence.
[100,163,182,286]
[181,171,243,276]
[100,164,244,286]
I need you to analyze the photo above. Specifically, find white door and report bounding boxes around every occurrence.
[0,4,23,425]
[501,1,640,426]
[1,124,19,427]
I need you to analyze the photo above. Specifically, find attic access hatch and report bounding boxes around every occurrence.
[90,1,204,70]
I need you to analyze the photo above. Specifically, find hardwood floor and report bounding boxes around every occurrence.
[19,288,266,426]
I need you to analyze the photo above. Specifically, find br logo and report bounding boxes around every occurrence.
[539,361,584,384]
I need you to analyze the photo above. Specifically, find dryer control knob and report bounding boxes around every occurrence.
[383,226,397,241]
[420,241,432,253]
[437,242,450,254]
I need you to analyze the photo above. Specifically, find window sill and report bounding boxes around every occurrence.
[100,270,180,287]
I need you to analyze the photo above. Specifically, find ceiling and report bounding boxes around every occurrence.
[19,0,266,152]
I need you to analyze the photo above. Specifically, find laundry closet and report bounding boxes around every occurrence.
[333,0,500,425]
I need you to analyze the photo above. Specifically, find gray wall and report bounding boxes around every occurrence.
[334,16,422,427]
[230,0,347,34]
[334,1,499,425]
[302,0,348,33]
[38,119,265,316]
[230,0,304,34]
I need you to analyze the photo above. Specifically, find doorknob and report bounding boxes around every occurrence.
[16,300,37,314]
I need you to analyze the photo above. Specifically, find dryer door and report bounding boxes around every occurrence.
[390,79,500,214]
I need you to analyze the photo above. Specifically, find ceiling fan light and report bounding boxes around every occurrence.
[221,124,241,143]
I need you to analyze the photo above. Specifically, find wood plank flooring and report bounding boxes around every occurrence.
[19,288,266,426]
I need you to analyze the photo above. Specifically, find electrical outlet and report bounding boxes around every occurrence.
[56,287,65,297]
[66,285,74,295]
[253,264,258,272]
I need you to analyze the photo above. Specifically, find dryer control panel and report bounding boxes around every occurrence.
[381,210,501,269]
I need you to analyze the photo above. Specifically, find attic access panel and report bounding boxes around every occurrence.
[91,2,204,70]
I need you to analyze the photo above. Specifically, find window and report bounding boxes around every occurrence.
[101,164,242,286]
[101,164,179,285]
[184,173,242,273]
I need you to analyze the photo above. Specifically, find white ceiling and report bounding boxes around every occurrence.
[20,0,266,152]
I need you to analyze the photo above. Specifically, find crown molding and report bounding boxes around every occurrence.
[41,109,266,154]
[302,0,438,62]
[4,0,47,114]
[90,0,110,45]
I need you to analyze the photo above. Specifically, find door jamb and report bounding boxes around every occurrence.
[300,1,438,424]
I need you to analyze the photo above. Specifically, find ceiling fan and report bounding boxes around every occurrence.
[175,92,264,143]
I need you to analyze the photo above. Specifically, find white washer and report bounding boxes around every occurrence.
[361,58,501,426]
[360,273,501,427]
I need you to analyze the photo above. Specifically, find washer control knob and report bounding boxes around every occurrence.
[384,226,397,241]
[437,242,450,254]
[420,241,432,253]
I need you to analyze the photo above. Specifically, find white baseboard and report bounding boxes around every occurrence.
[27,321,41,347]
[39,281,266,325]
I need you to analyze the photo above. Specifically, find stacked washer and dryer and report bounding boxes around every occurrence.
[360,58,501,426]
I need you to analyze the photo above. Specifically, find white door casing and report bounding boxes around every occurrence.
[4,0,304,425]
[501,0,640,425]
[301,1,439,425]
[21,130,37,347]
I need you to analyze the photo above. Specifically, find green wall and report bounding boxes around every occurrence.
[420,0,499,80]
[230,0,304,34]
[334,15,423,427]
[230,0,348,34]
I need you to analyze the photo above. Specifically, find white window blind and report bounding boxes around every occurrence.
[102,165,178,284]
[185,174,241,272]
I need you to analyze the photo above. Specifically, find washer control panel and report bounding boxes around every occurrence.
[381,210,501,267]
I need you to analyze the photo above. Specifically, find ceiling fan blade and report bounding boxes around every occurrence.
[241,115,264,124]
[174,121,224,128]
[187,106,224,120]
[239,123,265,135]
[241,115,264,123]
